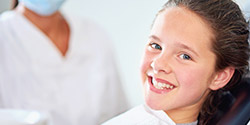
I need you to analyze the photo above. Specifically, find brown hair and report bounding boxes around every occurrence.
[157,0,249,124]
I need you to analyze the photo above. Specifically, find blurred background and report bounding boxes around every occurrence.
[0,0,248,107]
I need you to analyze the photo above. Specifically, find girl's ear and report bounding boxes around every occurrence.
[209,67,235,90]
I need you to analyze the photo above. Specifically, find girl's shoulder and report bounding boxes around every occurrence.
[102,104,150,125]
[102,104,176,125]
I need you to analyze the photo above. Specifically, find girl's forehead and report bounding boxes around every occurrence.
[151,7,215,54]
[153,7,214,42]
[157,7,211,29]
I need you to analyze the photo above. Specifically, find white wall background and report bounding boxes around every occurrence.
[0,0,248,107]
[0,0,11,12]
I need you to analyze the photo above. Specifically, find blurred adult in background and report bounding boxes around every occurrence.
[0,0,128,125]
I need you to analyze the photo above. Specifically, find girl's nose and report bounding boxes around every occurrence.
[150,56,172,74]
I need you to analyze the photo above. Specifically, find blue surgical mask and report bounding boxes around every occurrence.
[18,0,66,16]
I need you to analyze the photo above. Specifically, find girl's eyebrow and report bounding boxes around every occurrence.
[149,35,199,57]
[149,35,162,43]
[174,42,199,57]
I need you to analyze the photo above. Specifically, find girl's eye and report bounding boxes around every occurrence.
[179,54,192,60]
[150,43,162,50]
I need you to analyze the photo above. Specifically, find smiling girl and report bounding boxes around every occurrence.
[103,0,249,125]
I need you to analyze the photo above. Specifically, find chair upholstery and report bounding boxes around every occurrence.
[215,78,250,125]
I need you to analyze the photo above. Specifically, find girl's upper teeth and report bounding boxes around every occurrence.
[152,78,174,89]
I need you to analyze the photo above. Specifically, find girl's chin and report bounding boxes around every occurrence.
[145,98,166,111]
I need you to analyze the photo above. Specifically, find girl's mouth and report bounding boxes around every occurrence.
[147,76,176,94]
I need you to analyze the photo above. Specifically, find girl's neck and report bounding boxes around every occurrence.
[166,105,200,123]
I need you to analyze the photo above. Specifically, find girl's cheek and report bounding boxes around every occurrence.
[140,51,154,81]
[141,50,154,67]
[176,66,207,88]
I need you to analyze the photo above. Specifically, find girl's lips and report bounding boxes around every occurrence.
[147,76,175,94]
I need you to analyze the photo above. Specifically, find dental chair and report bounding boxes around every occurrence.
[209,77,250,125]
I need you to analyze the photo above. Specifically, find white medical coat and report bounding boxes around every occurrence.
[0,11,128,125]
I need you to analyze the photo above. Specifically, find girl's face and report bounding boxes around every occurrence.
[141,7,217,120]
